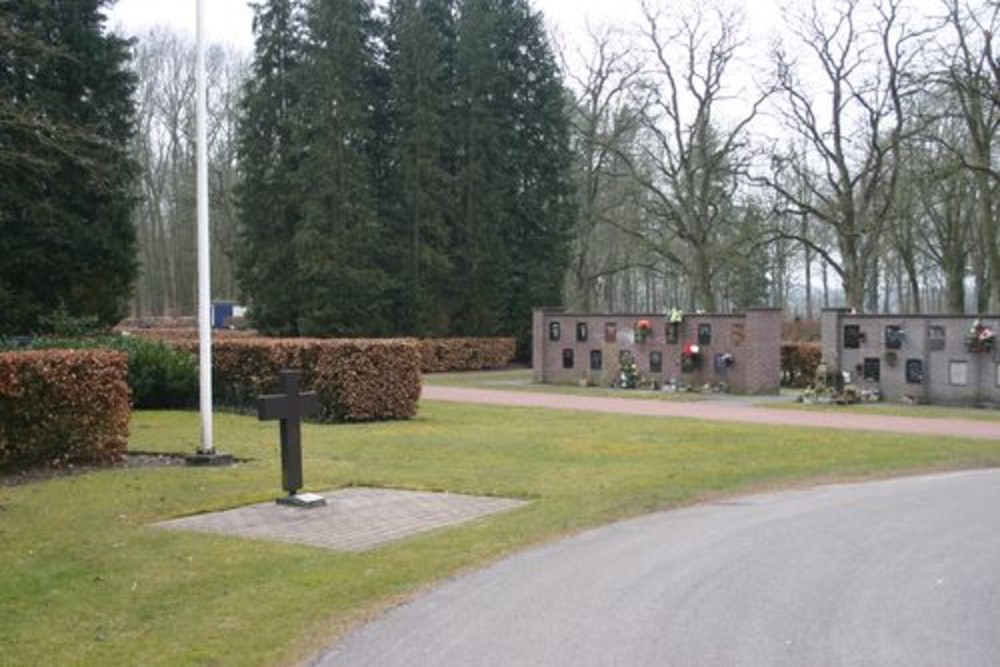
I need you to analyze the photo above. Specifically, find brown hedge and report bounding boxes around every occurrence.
[417,338,517,373]
[0,350,131,471]
[178,338,421,422]
[781,342,822,388]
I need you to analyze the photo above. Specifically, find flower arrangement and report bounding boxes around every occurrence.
[681,342,702,372]
[635,319,653,343]
[965,320,995,353]
[619,356,640,388]
[667,308,684,324]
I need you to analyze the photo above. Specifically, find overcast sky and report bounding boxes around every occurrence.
[106,0,789,54]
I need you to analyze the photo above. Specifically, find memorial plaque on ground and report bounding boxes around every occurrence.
[156,488,528,552]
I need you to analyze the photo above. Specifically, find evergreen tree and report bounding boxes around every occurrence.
[453,0,508,336]
[453,0,575,347]
[0,0,138,334]
[383,0,459,335]
[293,0,388,336]
[235,0,306,335]
[497,1,575,346]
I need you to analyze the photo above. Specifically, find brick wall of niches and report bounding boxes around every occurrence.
[532,308,782,394]
[821,309,1000,406]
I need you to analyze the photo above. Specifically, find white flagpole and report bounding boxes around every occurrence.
[196,0,214,455]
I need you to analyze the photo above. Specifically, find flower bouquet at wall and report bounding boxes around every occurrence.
[635,319,653,343]
[681,343,702,373]
[965,320,995,353]
[619,356,640,389]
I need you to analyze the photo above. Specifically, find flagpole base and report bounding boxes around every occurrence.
[186,452,235,467]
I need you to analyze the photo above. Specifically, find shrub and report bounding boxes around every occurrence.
[190,338,421,422]
[417,338,517,373]
[0,350,130,471]
[14,336,198,409]
[114,337,198,409]
[781,342,822,388]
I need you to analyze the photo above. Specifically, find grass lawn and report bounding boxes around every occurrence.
[3,402,1000,666]
[756,399,1000,422]
[424,368,704,401]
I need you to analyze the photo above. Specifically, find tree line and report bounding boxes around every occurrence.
[564,0,998,317]
[2,0,997,339]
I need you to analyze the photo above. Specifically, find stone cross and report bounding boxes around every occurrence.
[257,369,325,507]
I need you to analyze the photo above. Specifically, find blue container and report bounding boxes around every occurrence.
[211,302,235,329]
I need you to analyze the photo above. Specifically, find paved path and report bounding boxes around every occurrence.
[314,469,1000,666]
[422,386,1000,440]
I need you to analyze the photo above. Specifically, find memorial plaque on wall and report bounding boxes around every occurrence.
[928,326,946,351]
[844,325,861,349]
[730,323,745,347]
[650,351,663,373]
[698,323,713,345]
[863,357,881,382]
[905,359,923,384]
[949,360,967,386]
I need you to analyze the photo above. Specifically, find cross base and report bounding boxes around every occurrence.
[276,492,327,509]
[185,452,236,467]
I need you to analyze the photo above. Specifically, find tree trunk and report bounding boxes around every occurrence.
[694,247,716,311]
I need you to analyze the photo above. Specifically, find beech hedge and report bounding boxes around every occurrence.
[781,342,822,388]
[175,338,422,422]
[417,338,517,373]
[0,350,130,470]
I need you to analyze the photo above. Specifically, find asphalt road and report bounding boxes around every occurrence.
[314,469,1000,667]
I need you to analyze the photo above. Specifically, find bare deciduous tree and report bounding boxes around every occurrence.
[129,28,246,317]
[759,0,929,311]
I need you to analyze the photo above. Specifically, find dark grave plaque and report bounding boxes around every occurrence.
[698,323,713,345]
[257,369,325,508]
[649,351,663,373]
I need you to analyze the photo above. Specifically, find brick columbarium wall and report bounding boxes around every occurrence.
[820,309,1000,407]
[532,308,782,394]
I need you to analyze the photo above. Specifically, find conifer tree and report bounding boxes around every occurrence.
[235,0,306,334]
[293,0,388,336]
[453,0,575,346]
[0,0,138,333]
[383,0,459,335]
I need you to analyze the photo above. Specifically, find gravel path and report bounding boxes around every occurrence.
[422,386,1000,440]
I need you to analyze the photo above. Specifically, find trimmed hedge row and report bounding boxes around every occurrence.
[781,342,822,388]
[417,338,517,373]
[0,350,131,470]
[17,336,198,409]
[175,338,422,422]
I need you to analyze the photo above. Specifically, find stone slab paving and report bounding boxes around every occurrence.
[422,385,1000,440]
[156,487,527,552]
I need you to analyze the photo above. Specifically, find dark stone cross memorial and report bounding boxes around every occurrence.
[257,369,326,508]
